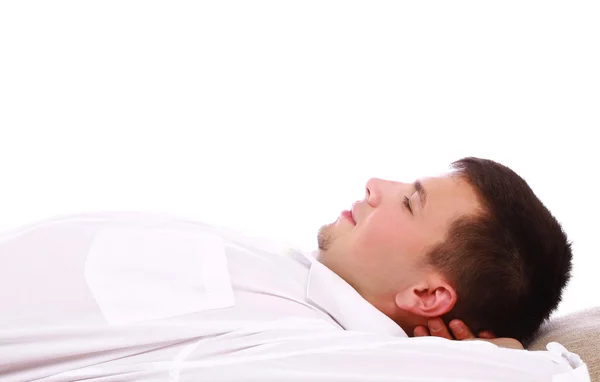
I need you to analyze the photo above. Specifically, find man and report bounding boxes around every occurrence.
[316,157,573,346]
[0,157,586,381]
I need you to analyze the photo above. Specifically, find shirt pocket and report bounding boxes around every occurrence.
[84,227,234,325]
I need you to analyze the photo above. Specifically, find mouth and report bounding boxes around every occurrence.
[350,200,361,224]
[341,210,356,225]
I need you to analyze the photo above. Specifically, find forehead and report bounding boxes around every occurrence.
[420,173,481,228]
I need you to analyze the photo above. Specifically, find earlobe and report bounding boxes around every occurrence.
[395,290,416,312]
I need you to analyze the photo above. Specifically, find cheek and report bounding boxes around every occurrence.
[354,216,427,269]
[357,214,411,252]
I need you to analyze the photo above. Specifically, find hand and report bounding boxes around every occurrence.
[413,318,524,350]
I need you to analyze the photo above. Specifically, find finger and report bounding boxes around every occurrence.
[487,338,524,350]
[413,325,429,337]
[449,319,476,340]
[428,318,453,340]
[478,330,496,339]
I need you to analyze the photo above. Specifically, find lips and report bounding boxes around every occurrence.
[350,201,360,224]
[341,210,356,225]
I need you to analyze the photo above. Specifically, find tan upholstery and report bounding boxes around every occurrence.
[529,307,600,382]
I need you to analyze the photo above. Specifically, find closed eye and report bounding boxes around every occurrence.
[403,196,413,214]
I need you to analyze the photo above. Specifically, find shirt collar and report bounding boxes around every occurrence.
[299,251,407,337]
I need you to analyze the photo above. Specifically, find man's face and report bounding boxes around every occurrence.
[317,173,481,317]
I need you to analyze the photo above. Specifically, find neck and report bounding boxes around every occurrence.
[387,305,430,337]
[395,315,426,337]
[366,295,427,337]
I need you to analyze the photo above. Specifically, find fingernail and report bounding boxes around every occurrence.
[450,321,463,333]
[430,320,442,332]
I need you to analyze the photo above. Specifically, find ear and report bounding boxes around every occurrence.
[394,281,457,318]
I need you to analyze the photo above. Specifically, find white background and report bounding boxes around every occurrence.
[0,1,598,317]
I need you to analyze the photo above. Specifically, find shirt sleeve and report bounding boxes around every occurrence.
[167,332,591,382]
[545,342,591,382]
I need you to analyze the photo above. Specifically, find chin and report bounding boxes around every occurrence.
[317,224,335,251]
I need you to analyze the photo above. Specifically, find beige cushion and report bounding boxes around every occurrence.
[529,307,600,382]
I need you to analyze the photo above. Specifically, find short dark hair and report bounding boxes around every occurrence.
[426,157,572,346]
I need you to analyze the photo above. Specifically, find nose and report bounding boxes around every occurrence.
[365,177,383,207]
[365,177,410,207]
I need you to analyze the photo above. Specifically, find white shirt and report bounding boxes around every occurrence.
[0,212,590,381]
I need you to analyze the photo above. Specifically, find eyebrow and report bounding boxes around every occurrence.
[414,180,427,208]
